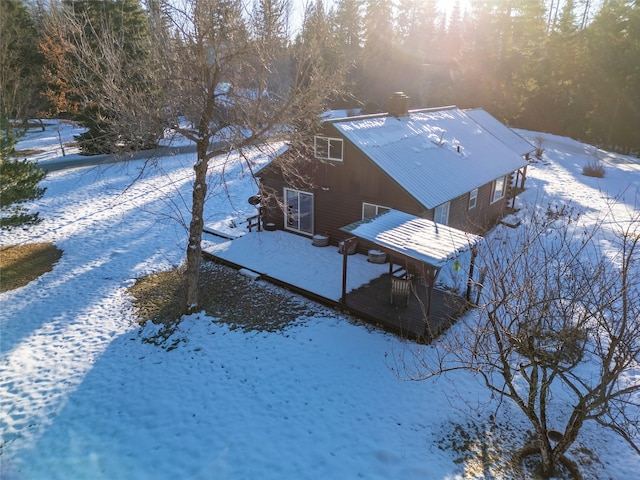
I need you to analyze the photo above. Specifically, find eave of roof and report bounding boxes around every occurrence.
[252,142,290,176]
[341,209,482,268]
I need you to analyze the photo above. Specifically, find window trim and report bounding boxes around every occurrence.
[434,201,450,225]
[468,188,478,210]
[491,176,507,204]
[314,135,344,162]
[362,202,391,220]
[284,188,314,236]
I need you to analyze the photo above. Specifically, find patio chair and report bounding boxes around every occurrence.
[390,276,411,307]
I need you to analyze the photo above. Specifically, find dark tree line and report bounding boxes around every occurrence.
[2,0,638,155]
[11,0,346,309]
[319,0,639,155]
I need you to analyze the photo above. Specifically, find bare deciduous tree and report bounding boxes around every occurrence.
[46,0,345,312]
[396,203,640,478]
[161,0,344,311]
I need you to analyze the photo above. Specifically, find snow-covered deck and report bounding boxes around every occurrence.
[202,230,389,302]
[202,230,469,341]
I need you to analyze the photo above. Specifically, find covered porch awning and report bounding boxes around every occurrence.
[341,210,482,268]
[339,210,483,318]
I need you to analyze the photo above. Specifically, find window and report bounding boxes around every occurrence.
[314,136,343,161]
[434,201,450,225]
[285,188,313,235]
[362,202,390,220]
[468,188,478,210]
[491,176,507,204]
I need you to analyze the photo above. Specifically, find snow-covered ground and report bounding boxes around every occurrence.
[1,123,639,479]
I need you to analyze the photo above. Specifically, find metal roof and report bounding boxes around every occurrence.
[341,210,482,268]
[331,107,528,209]
[464,108,535,157]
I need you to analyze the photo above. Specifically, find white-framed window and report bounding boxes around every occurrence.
[468,188,478,210]
[362,202,391,220]
[314,136,343,161]
[491,175,507,204]
[285,188,313,235]
[434,201,450,225]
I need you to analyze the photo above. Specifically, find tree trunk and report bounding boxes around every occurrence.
[536,430,555,477]
[184,140,209,313]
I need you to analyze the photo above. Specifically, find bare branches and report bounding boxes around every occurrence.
[396,199,640,476]
[42,0,347,310]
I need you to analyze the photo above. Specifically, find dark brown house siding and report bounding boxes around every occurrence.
[443,182,507,235]
[261,123,421,244]
[259,122,514,245]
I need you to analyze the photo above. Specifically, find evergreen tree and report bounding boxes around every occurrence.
[43,0,162,155]
[396,0,439,59]
[360,0,396,109]
[0,0,44,125]
[451,1,549,123]
[585,0,640,153]
[332,0,363,107]
[451,1,504,113]
[333,0,363,57]
[294,0,338,96]
[524,0,590,138]
[250,0,291,96]
[0,119,46,229]
[395,0,441,105]
[508,0,549,122]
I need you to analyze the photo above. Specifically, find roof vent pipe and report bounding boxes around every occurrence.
[388,92,409,118]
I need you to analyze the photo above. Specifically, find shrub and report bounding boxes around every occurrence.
[583,158,605,178]
[534,136,545,157]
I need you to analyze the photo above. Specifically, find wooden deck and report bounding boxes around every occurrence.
[343,274,468,343]
[203,246,469,344]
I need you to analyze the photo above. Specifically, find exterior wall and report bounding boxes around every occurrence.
[259,162,288,231]
[445,181,507,234]
[310,125,426,245]
[260,123,426,247]
[259,122,513,246]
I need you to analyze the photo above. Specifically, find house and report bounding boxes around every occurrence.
[251,94,532,340]
[258,93,532,246]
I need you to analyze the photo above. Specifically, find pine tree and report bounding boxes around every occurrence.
[360,0,396,109]
[0,0,44,125]
[394,0,441,105]
[0,118,47,229]
[43,0,161,155]
[294,0,338,95]
[250,0,291,96]
[396,0,439,59]
[585,0,640,153]
[333,0,363,106]
[524,0,590,138]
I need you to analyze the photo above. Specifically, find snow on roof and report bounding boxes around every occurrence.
[251,142,290,176]
[465,108,535,157]
[321,109,363,120]
[341,209,482,268]
[331,107,528,209]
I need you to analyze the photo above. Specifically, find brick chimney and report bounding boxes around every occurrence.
[388,92,409,117]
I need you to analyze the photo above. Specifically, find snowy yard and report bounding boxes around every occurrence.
[1,123,639,479]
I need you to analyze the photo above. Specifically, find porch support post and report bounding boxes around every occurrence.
[341,237,357,305]
[424,267,437,319]
[341,247,348,305]
[423,265,439,338]
[466,246,478,303]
